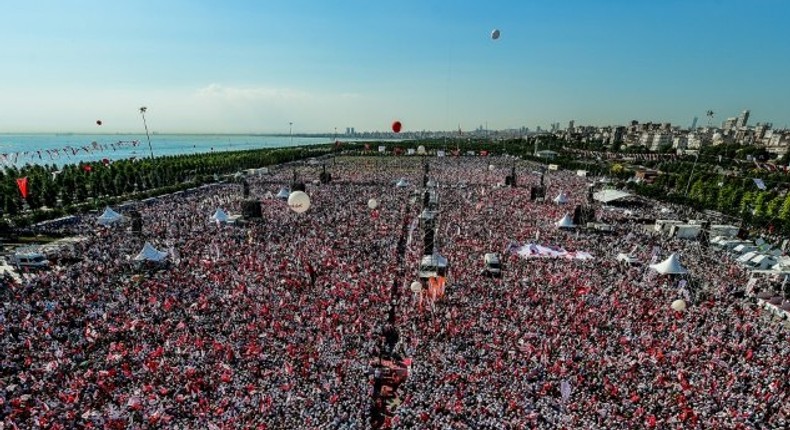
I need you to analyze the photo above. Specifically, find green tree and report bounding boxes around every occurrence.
[779,195,790,221]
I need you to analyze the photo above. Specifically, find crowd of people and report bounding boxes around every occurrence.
[1,155,788,429]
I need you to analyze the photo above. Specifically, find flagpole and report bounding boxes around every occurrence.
[684,153,699,196]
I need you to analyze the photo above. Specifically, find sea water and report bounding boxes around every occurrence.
[0,134,335,168]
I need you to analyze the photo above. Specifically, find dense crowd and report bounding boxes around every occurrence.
[1,155,788,429]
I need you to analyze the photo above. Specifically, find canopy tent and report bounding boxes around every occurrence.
[749,254,776,270]
[593,189,631,204]
[276,187,290,200]
[211,209,229,223]
[649,253,687,275]
[555,214,575,229]
[395,178,409,188]
[733,244,757,255]
[97,207,124,226]
[418,253,449,279]
[553,191,569,204]
[737,251,759,264]
[134,242,168,262]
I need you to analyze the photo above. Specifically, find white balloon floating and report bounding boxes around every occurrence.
[671,299,687,312]
[488,164,495,171]
[287,191,311,214]
[410,281,423,293]
[368,198,379,210]
[491,29,501,40]
[417,145,427,155]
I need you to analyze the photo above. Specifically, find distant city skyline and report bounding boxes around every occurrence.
[0,0,788,134]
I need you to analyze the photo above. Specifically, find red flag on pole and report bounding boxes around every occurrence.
[16,177,28,199]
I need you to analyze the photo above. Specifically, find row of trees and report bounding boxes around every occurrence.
[1,145,333,227]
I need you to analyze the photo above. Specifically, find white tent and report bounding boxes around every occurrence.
[555,214,575,229]
[733,244,757,255]
[749,254,776,270]
[395,178,409,188]
[133,242,168,262]
[593,189,631,204]
[553,191,568,204]
[276,187,290,200]
[737,251,759,264]
[649,253,687,275]
[97,207,124,226]
[211,209,229,223]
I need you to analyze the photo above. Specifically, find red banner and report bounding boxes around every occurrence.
[16,177,28,199]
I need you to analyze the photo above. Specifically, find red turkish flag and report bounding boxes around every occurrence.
[16,177,28,199]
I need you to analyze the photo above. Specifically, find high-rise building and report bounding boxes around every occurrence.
[723,117,738,131]
[736,110,750,128]
[567,120,575,132]
[690,117,698,130]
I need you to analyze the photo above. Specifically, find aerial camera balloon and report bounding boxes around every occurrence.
[671,299,687,312]
[287,191,311,214]
[491,29,501,40]
[410,281,423,293]
[368,198,379,210]
[96,120,103,126]
[392,121,402,133]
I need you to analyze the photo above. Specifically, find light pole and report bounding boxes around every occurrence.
[289,122,293,146]
[140,107,154,159]
[684,153,700,196]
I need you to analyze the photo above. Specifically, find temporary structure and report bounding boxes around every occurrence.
[555,214,575,229]
[649,253,688,275]
[553,191,568,204]
[395,178,409,188]
[97,207,124,226]
[211,209,229,223]
[276,187,290,200]
[134,242,168,262]
[593,189,631,204]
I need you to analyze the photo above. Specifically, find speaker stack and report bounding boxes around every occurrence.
[530,186,546,201]
[241,180,250,198]
[573,205,596,226]
[130,211,143,235]
[242,200,262,220]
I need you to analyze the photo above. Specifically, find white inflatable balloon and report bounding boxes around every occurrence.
[488,164,495,171]
[671,299,687,312]
[368,198,379,210]
[287,191,311,213]
[491,29,501,40]
[410,281,423,293]
[417,145,427,155]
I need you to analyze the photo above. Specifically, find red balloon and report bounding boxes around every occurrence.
[391,121,402,133]
[96,120,103,126]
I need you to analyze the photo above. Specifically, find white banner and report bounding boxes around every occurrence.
[508,242,593,260]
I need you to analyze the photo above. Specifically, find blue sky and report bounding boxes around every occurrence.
[0,0,788,133]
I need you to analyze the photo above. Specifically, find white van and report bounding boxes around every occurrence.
[8,251,50,269]
[483,253,502,277]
